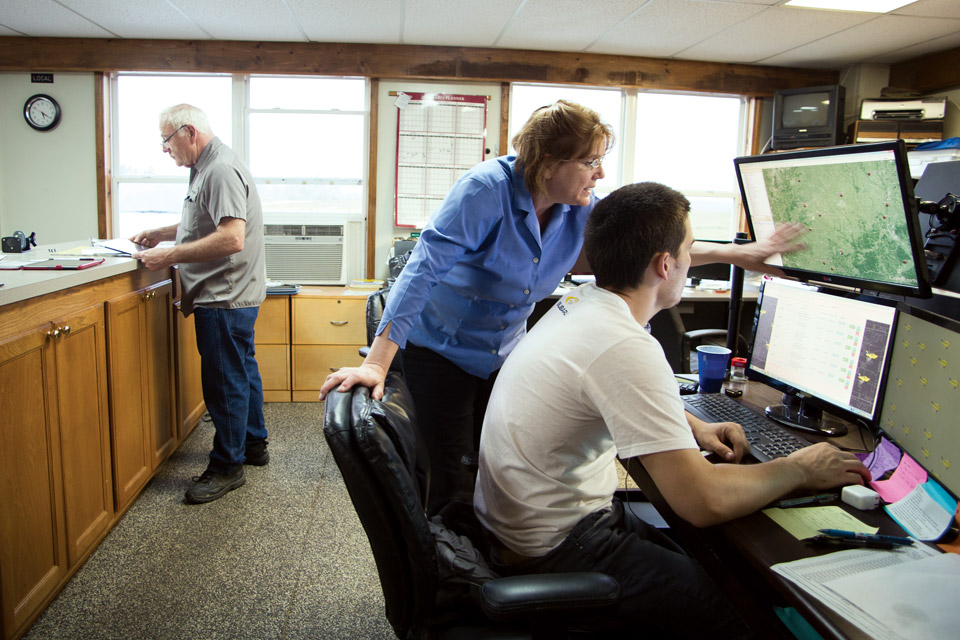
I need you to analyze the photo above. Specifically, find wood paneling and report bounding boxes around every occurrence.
[890,46,960,94]
[0,37,838,96]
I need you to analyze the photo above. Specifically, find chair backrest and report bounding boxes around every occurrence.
[323,372,436,639]
[365,288,404,373]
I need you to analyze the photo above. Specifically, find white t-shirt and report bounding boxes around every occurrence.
[474,283,698,557]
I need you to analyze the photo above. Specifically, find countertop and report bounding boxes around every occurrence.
[0,240,143,307]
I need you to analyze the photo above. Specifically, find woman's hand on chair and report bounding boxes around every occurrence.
[319,364,388,401]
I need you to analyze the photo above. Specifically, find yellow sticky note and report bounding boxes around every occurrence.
[762,505,879,540]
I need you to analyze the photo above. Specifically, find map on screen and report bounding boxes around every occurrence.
[735,141,929,297]
[761,159,918,286]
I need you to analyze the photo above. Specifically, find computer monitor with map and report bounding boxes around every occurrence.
[734,140,931,298]
[746,278,898,435]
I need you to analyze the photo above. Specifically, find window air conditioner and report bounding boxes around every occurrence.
[263,213,362,285]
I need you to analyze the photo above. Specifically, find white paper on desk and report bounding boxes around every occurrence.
[884,481,956,541]
[772,543,941,640]
[823,553,960,640]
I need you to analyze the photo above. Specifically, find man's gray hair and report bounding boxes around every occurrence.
[159,104,214,136]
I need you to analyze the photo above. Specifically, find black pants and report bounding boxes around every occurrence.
[401,343,498,515]
[490,499,752,639]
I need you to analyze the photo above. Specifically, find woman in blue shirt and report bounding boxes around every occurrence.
[320,100,799,513]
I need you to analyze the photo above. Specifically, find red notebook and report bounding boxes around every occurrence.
[21,258,105,270]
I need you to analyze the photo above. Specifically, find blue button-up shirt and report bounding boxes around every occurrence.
[378,156,595,378]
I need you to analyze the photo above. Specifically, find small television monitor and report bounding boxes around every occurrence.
[772,84,845,150]
[746,278,898,436]
[735,140,931,298]
[878,303,960,501]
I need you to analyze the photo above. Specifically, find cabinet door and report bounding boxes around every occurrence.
[53,305,114,566]
[106,289,152,511]
[175,303,204,442]
[255,295,290,344]
[0,327,67,640]
[144,283,176,468]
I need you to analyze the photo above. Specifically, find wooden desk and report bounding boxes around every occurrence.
[623,382,933,639]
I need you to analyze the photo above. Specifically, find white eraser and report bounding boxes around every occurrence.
[841,485,880,510]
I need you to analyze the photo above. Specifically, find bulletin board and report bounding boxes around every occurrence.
[394,92,488,228]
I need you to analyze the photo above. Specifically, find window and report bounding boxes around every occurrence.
[509,84,622,196]
[113,74,367,239]
[510,84,747,242]
[634,92,744,242]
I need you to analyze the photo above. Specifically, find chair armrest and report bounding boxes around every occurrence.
[684,329,728,342]
[479,572,619,621]
[359,345,370,358]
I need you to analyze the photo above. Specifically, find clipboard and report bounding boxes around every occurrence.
[22,258,105,270]
[95,238,147,256]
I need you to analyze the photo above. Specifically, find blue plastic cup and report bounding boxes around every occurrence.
[696,345,731,393]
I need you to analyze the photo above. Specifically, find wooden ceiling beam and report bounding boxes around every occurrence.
[0,37,838,97]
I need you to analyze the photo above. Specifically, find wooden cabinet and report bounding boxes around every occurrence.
[174,302,204,442]
[255,295,291,402]
[106,281,176,512]
[0,304,112,640]
[291,288,366,402]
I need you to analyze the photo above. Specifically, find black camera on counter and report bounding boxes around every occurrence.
[1,230,36,253]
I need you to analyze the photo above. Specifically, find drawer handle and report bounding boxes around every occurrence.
[329,321,349,326]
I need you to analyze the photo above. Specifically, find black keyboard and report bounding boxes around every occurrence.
[682,393,811,463]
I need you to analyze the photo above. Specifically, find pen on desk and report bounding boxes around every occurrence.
[818,529,914,546]
[775,493,835,508]
[804,535,895,550]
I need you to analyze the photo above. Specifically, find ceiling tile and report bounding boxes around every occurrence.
[173,0,308,41]
[55,0,211,39]
[0,0,115,38]
[287,0,403,43]
[402,0,518,47]
[496,0,643,52]
[679,5,872,64]
[762,13,960,68]
[589,0,767,58]
[893,0,960,20]
[866,30,960,64]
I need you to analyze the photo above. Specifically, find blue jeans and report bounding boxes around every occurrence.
[194,306,267,473]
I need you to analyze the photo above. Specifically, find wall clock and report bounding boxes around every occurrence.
[23,94,61,131]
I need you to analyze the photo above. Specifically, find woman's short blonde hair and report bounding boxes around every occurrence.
[511,100,614,197]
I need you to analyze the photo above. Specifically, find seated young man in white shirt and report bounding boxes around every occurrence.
[473,181,871,638]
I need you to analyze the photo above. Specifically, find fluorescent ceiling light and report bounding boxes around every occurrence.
[785,0,916,13]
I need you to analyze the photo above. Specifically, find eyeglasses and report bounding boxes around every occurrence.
[161,125,188,148]
[567,157,604,170]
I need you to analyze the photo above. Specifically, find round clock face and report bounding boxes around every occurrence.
[24,94,61,131]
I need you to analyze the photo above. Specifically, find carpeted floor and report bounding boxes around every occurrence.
[24,403,396,640]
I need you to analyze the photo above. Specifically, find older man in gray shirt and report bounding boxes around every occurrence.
[134,103,268,504]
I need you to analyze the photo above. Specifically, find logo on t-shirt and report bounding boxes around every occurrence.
[556,295,579,316]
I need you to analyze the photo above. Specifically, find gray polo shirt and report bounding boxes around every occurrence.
[176,137,266,316]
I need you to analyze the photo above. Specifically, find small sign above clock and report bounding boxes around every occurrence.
[31,73,54,84]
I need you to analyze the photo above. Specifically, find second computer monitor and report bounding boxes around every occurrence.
[735,140,930,298]
[747,278,898,433]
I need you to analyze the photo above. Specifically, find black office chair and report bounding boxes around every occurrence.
[358,287,403,373]
[322,372,620,639]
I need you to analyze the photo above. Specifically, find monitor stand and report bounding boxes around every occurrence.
[764,392,847,437]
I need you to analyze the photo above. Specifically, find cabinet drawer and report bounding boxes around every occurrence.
[292,344,364,391]
[256,344,290,391]
[293,297,365,345]
[255,296,290,344]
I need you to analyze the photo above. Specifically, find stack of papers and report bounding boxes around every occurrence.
[773,545,957,639]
